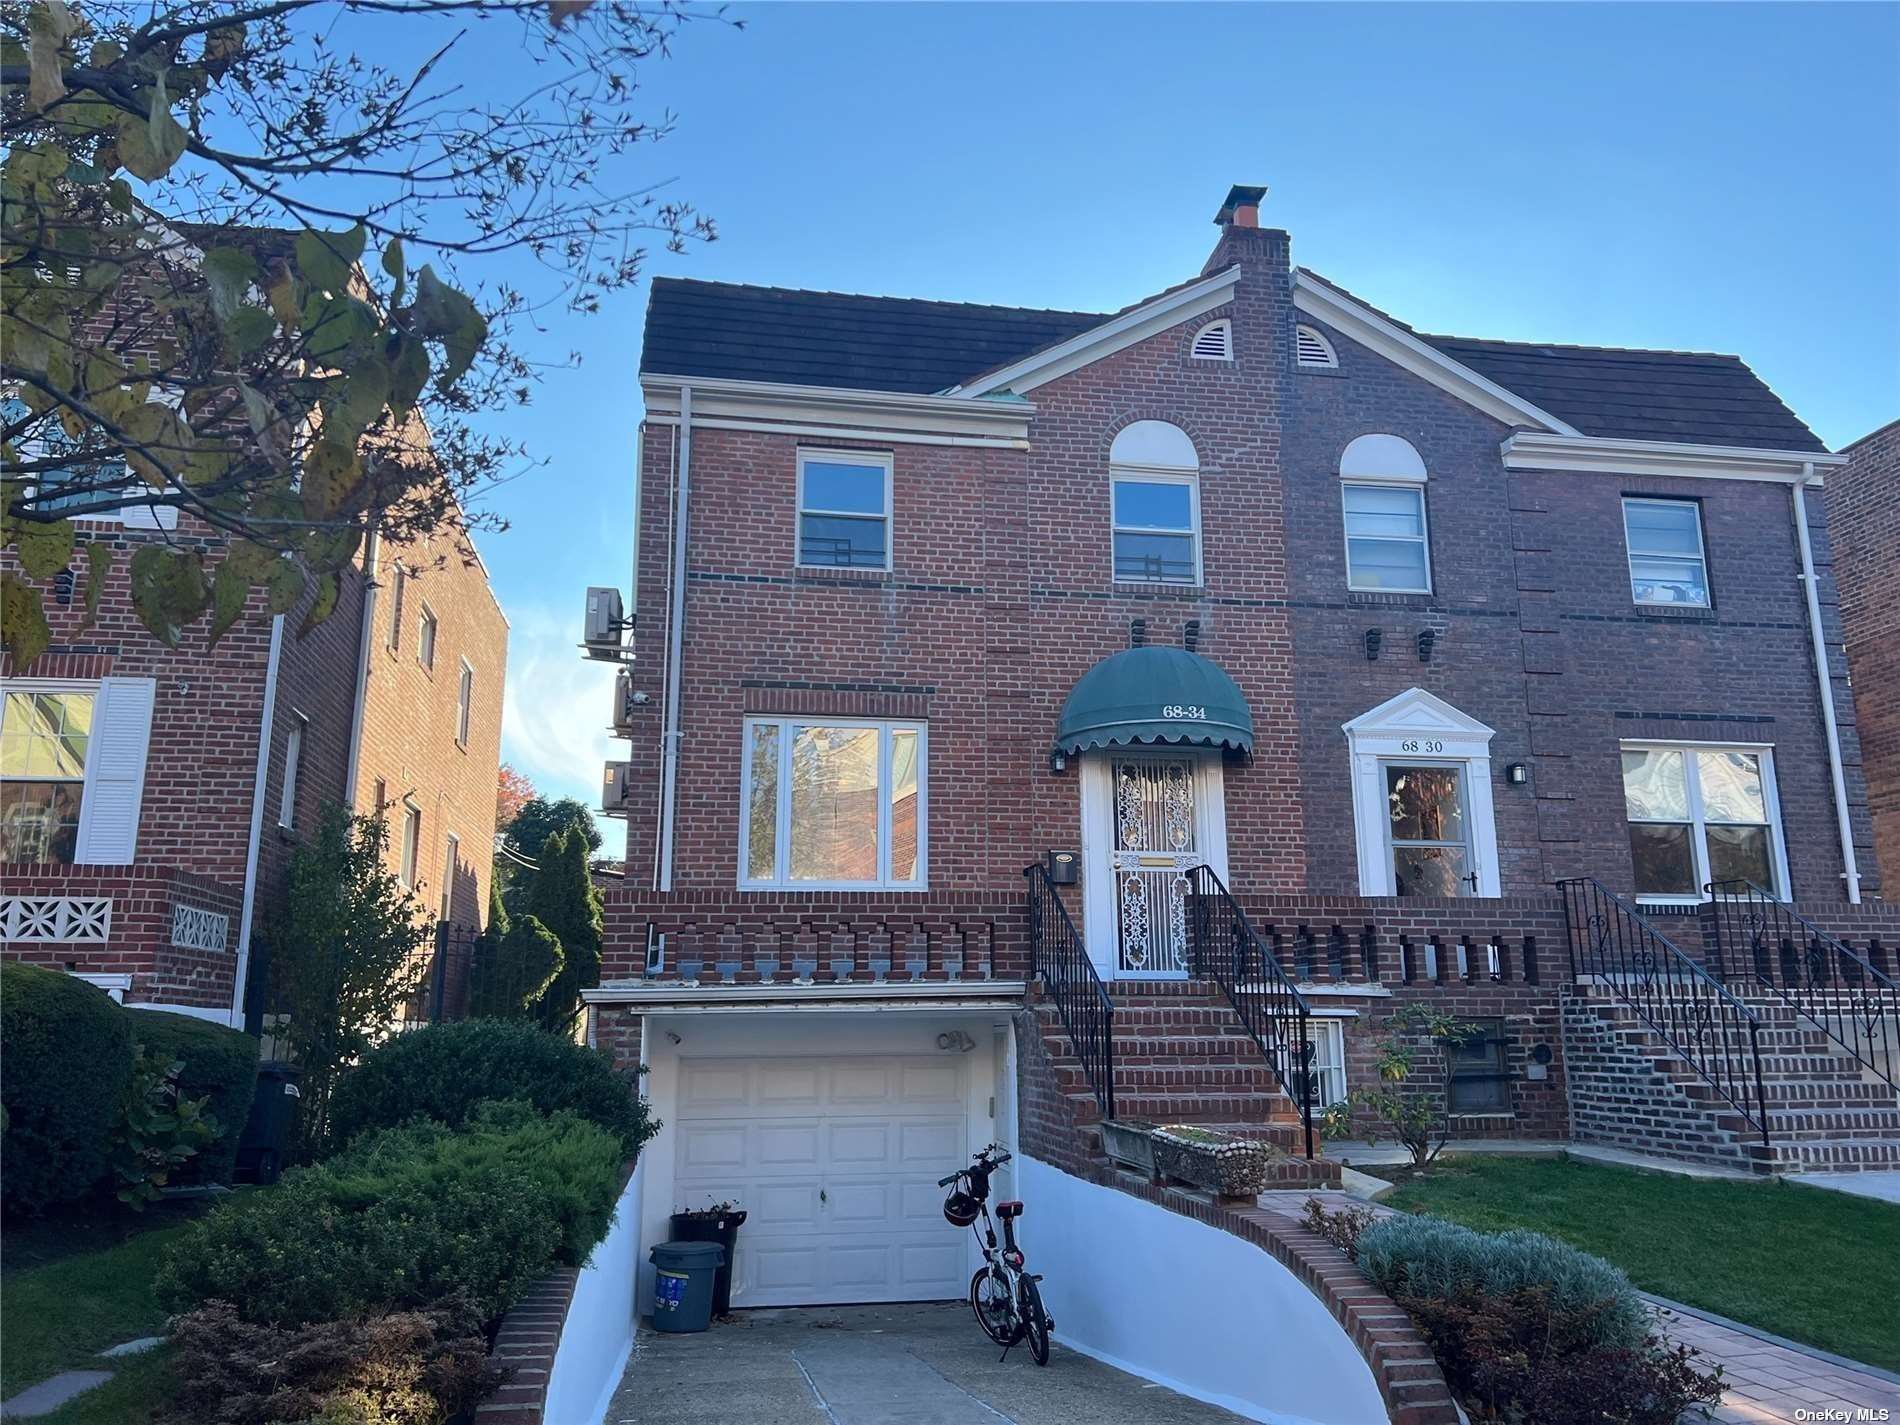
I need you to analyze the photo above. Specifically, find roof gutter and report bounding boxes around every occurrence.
[655,384,691,892]
[342,530,380,812]
[1790,463,1861,904]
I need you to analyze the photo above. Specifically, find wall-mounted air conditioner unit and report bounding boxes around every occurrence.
[601,761,632,817]
[583,587,627,660]
[612,667,638,735]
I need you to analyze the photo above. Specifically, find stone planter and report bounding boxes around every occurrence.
[1099,1119,1160,1179]
[1151,1126,1278,1199]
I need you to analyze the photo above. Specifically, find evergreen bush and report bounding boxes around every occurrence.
[126,1008,260,1184]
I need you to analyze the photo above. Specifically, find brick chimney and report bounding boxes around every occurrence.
[1203,182,1288,277]
[1215,184,1267,229]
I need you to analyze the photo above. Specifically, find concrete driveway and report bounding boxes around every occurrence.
[604,1303,1251,1425]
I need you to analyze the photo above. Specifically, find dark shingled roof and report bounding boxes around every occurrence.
[641,278,1104,394]
[641,272,1824,452]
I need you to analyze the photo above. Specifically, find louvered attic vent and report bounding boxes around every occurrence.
[1296,324,1338,368]
[1190,319,1232,361]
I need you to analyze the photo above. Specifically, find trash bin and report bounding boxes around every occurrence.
[649,1241,725,1333]
[668,1208,746,1317]
[235,1060,302,1184]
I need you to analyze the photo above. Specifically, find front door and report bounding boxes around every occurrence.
[1110,755,1201,976]
[1384,763,1477,897]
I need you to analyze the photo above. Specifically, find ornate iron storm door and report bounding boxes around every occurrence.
[1111,755,1198,977]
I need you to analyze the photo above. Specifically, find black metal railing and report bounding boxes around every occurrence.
[1706,880,1898,1091]
[1184,865,1316,1159]
[1558,877,1769,1147]
[1024,862,1115,1122]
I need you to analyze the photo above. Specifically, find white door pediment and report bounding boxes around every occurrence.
[1343,689,1502,898]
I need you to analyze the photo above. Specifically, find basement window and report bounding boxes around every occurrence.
[1446,1018,1510,1114]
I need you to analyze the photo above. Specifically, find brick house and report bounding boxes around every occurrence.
[1833,420,1900,890]
[582,186,1899,1312]
[1,499,508,1027]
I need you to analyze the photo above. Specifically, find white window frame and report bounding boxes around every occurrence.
[1380,760,1478,897]
[1621,740,1790,905]
[1296,324,1340,369]
[795,448,894,572]
[441,831,460,921]
[1342,480,1433,594]
[1343,688,1501,898]
[0,682,99,864]
[278,711,307,830]
[1285,1016,1349,1110]
[738,715,927,891]
[1109,468,1202,586]
[1622,497,1711,609]
[387,565,407,652]
[456,659,474,748]
[400,798,422,889]
[2,391,179,530]
[418,603,439,671]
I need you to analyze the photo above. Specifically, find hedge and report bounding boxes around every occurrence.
[157,1101,623,1327]
[1,962,136,1213]
[326,1018,654,1157]
[126,1008,260,1185]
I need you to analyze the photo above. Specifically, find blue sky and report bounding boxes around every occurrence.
[469,2,1900,857]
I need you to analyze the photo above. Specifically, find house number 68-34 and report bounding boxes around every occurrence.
[1399,739,1445,753]
[1162,705,1208,720]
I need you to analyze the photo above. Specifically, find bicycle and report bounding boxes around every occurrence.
[938,1144,1052,1365]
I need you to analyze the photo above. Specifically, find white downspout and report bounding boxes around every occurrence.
[655,385,692,892]
[342,530,380,812]
[230,612,286,1026]
[1791,466,1862,904]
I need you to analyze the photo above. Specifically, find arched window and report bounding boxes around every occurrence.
[1338,434,1430,593]
[1109,421,1201,585]
[1295,324,1339,369]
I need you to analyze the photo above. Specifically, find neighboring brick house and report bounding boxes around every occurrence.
[1,498,508,1026]
[1833,420,1900,890]
[578,186,1899,1317]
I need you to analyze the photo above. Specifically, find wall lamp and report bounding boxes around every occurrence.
[1505,762,1529,786]
[1050,749,1068,775]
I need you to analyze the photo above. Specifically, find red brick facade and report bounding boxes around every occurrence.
[1834,420,1900,892]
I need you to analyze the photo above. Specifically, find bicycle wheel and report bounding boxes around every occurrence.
[969,1266,1017,1346]
[1016,1275,1051,1366]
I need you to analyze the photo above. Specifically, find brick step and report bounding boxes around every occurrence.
[1770,1140,1900,1171]
[1047,1031,1267,1058]
[1108,1092,1300,1124]
[1716,1106,1900,1137]
[1676,1077,1900,1107]
[1580,1012,1843,1052]
[1052,1064,1282,1094]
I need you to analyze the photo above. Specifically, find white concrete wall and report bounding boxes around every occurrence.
[1018,1156,1389,1425]
[543,1164,643,1425]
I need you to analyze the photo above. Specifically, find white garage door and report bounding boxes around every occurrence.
[673,1054,969,1307]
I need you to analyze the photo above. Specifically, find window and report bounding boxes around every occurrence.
[1,394,176,529]
[373,777,387,813]
[418,605,438,670]
[400,800,421,889]
[1446,1018,1510,1114]
[1281,1019,1348,1110]
[1190,319,1232,361]
[1385,764,1476,897]
[456,661,474,747]
[1343,485,1430,592]
[1111,473,1200,583]
[796,450,892,570]
[279,712,306,830]
[0,691,94,863]
[1622,744,1784,900]
[1295,324,1339,369]
[740,718,925,889]
[1623,498,1709,607]
[441,833,459,921]
[387,565,407,651]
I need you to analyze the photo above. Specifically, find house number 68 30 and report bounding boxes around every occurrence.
[1399,739,1444,753]
[1162,705,1208,720]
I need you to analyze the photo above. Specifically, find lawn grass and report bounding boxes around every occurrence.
[0,1216,189,1398]
[1373,1155,1900,1372]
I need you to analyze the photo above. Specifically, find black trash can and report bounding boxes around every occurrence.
[234,1060,302,1184]
[669,1209,746,1317]
[649,1241,724,1333]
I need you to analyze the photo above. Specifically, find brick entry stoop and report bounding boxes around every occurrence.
[1032,980,1341,1188]
[1562,982,1900,1175]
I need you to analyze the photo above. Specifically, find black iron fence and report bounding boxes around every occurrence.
[1024,861,1115,1123]
[397,920,480,1031]
[1184,864,1316,1159]
[1559,876,1769,1147]
[1706,879,1898,1091]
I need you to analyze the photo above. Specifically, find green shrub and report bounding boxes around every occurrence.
[0,962,136,1213]
[465,915,563,1021]
[126,1008,259,1184]
[156,1103,621,1326]
[110,1046,220,1207]
[327,1017,654,1157]
[1356,1214,1649,1351]
[166,1295,501,1425]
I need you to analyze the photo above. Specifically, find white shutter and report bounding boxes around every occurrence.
[74,676,156,864]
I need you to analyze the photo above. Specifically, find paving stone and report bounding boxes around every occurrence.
[1,1371,113,1418]
[100,1336,164,1358]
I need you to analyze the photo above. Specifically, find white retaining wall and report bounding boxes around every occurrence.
[543,1163,643,1425]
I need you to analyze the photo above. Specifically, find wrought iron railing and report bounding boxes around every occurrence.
[1024,862,1115,1122]
[1184,865,1316,1158]
[1558,877,1769,1147]
[1706,880,1898,1091]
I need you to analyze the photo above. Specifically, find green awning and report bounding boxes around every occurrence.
[1054,646,1254,756]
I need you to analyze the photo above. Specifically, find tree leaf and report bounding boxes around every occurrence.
[223,305,275,360]
[413,266,487,391]
[0,574,52,670]
[381,236,405,308]
[79,540,111,632]
[202,21,245,78]
[12,515,74,579]
[267,271,301,330]
[386,332,430,418]
[298,572,338,637]
[266,559,306,614]
[128,545,208,647]
[148,71,190,172]
[206,562,250,649]
[301,438,359,517]
[295,225,366,297]
[26,0,78,112]
[117,73,190,182]
[203,247,258,320]
[329,360,390,444]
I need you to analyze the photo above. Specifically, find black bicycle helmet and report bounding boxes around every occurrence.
[942,1189,981,1227]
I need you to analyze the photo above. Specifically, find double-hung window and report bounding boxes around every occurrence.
[741,718,925,889]
[1622,743,1785,900]
[456,660,474,747]
[1343,483,1431,592]
[1446,1018,1510,1114]
[1110,473,1200,584]
[1622,498,1709,607]
[1280,1019,1348,1110]
[418,605,439,670]
[797,450,892,570]
[400,799,422,889]
[0,690,94,863]
[279,712,307,831]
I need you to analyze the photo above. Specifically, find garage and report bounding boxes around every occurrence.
[671,1053,973,1307]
